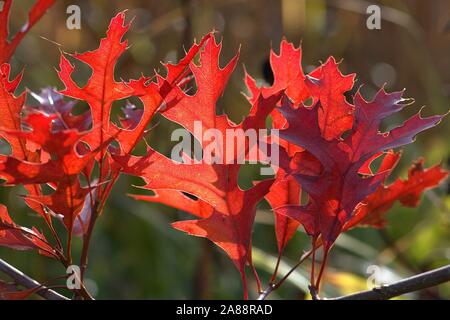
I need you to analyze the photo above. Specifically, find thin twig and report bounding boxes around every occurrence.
[79,201,100,281]
[257,249,313,300]
[0,258,69,300]
[257,283,276,300]
[330,264,450,300]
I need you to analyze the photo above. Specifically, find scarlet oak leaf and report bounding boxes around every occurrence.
[279,88,445,250]
[245,41,355,252]
[0,63,22,93]
[289,150,401,249]
[111,33,213,157]
[117,93,278,299]
[29,88,90,132]
[245,40,355,140]
[245,40,307,104]
[346,159,449,229]
[114,148,223,208]
[0,0,55,64]
[305,57,355,141]
[116,94,280,212]
[158,33,212,97]
[164,44,280,297]
[57,11,134,151]
[172,176,274,300]
[110,78,162,155]
[130,190,213,219]
[0,204,56,257]
[0,65,55,223]
[265,174,301,253]
[0,110,106,232]
[116,36,282,298]
[0,63,26,158]
[0,112,101,185]
[262,148,322,253]
[0,281,42,300]
[25,179,93,231]
[160,35,239,136]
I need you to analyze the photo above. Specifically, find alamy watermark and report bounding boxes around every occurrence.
[366,264,391,289]
[170,121,279,176]
[66,5,81,30]
[366,4,381,30]
[66,264,81,290]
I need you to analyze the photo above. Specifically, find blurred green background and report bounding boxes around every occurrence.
[0,0,449,299]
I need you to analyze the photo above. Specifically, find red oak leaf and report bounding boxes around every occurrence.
[160,36,239,136]
[114,148,222,208]
[0,63,26,158]
[0,65,58,225]
[245,40,308,105]
[346,158,449,230]
[0,204,56,257]
[262,148,323,254]
[57,11,134,151]
[56,13,210,202]
[0,63,22,93]
[172,177,274,300]
[280,152,448,256]
[279,88,444,250]
[0,106,107,232]
[0,0,55,64]
[162,39,280,299]
[0,280,43,300]
[245,41,355,253]
[117,36,282,298]
[0,74,93,235]
[130,190,213,219]
[110,33,212,157]
[158,33,212,98]
[305,57,355,141]
[117,94,280,277]
[245,40,355,141]
[29,88,91,132]
[285,150,400,248]
[25,179,93,231]
[0,112,103,185]
[265,174,301,253]
[109,77,162,156]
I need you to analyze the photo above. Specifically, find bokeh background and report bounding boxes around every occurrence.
[1,0,449,299]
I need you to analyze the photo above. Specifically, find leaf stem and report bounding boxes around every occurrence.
[257,248,313,300]
[269,248,284,284]
[314,248,329,290]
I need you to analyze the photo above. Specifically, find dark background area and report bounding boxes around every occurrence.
[1,0,449,299]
